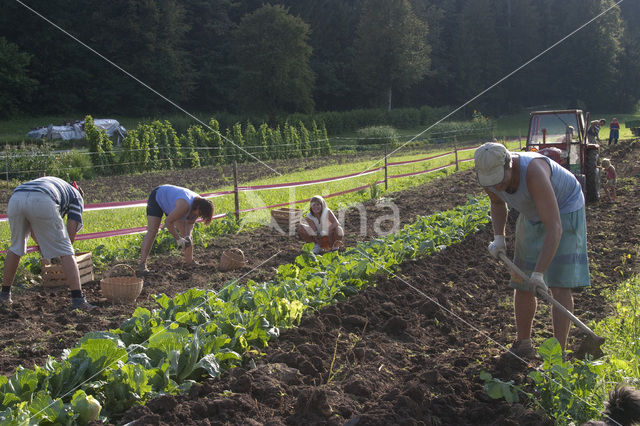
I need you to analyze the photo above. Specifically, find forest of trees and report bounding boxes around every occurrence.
[1,0,639,120]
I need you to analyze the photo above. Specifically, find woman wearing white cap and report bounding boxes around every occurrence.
[474,142,589,359]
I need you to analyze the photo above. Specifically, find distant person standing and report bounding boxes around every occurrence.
[587,119,606,144]
[137,185,214,273]
[609,118,620,145]
[2,177,95,310]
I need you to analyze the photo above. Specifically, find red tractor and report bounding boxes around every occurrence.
[525,109,601,202]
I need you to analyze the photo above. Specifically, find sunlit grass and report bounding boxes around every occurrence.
[0,143,492,241]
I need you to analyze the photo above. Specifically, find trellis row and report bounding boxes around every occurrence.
[1,145,476,254]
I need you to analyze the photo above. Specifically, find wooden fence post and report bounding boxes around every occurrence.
[233,160,240,222]
[454,145,459,171]
[384,142,388,190]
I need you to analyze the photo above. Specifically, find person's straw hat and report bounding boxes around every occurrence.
[474,142,512,187]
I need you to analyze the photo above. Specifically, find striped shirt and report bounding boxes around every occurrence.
[14,176,84,229]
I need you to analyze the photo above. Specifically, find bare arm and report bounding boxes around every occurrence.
[486,189,508,236]
[164,199,191,240]
[327,209,340,230]
[303,217,318,233]
[67,219,80,243]
[527,158,562,273]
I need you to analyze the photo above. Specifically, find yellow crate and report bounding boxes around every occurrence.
[41,252,94,288]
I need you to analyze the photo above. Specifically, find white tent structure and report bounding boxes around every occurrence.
[27,119,127,144]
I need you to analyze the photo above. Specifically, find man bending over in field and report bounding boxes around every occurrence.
[137,185,214,274]
[474,142,590,360]
[2,176,95,311]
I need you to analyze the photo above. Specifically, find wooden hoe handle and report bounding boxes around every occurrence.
[498,253,600,340]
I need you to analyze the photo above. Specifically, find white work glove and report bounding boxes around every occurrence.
[184,236,192,248]
[529,272,548,295]
[176,237,188,249]
[487,235,506,259]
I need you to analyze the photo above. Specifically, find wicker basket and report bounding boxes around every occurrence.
[42,252,94,288]
[270,207,303,233]
[100,264,144,303]
[219,248,246,271]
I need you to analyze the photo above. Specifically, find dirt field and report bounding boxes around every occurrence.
[1,141,639,425]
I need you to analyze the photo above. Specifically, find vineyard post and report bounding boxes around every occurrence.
[384,141,388,190]
[233,160,240,222]
[454,145,459,171]
[454,136,459,171]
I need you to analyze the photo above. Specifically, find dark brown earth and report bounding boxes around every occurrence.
[1,141,639,425]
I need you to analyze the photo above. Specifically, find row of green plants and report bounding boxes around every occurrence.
[481,269,640,425]
[1,107,496,181]
[88,115,332,175]
[0,197,490,424]
[0,142,94,181]
[1,116,332,181]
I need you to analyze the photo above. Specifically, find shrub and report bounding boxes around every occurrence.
[356,125,399,149]
[46,150,95,180]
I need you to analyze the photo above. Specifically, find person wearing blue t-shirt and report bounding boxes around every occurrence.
[137,185,214,273]
[474,143,590,360]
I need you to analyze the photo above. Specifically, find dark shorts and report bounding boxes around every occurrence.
[146,187,164,218]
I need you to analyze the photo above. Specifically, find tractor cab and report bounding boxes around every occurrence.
[526,109,600,202]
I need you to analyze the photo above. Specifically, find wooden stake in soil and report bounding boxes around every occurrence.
[454,145,459,171]
[384,142,388,190]
[233,160,239,222]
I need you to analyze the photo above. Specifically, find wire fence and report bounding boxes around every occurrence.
[1,127,496,182]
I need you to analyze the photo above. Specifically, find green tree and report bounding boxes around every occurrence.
[282,0,364,111]
[182,0,235,111]
[233,4,315,114]
[0,37,38,118]
[83,0,193,114]
[452,0,504,111]
[353,0,430,111]
[494,0,545,111]
[534,0,623,110]
[617,33,640,110]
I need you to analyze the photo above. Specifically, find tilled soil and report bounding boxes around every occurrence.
[1,141,639,425]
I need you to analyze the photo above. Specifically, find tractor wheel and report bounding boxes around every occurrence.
[585,150,600,203]
[576,174,586,198]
